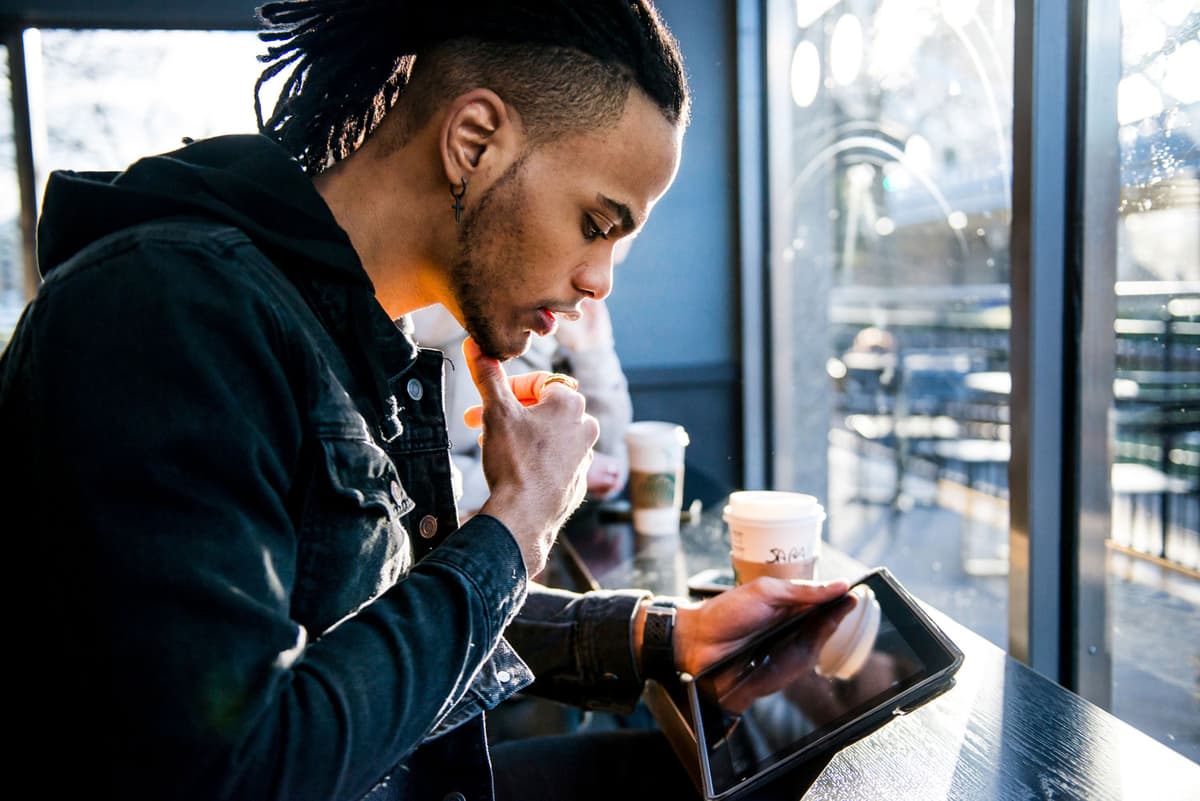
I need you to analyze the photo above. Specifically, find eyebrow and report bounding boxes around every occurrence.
[597,194,638,235]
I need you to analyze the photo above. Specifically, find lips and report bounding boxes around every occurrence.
[534,308,557,336]
[533,306,582,336]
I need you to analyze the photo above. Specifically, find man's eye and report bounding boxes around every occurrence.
[584,217,610,241]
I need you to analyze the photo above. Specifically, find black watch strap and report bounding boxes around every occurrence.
[641,602,678,681]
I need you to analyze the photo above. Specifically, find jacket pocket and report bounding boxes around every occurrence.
[293,426,416,634]
[321,430,417,519]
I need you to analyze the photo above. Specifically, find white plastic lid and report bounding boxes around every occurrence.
[725,490,823,521]
[624,421,690,447]
[816,585,881,680]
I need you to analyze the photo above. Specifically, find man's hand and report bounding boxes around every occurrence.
[668,577,851,678]
[708,590,857,714]
[463,337,598,577]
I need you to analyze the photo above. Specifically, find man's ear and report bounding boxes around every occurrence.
[439,88,523,186]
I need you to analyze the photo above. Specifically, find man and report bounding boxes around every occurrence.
[0,2,847,800]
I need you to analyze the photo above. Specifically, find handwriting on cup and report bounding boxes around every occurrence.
[765,546,815,565]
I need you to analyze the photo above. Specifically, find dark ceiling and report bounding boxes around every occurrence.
[0,1,261,31]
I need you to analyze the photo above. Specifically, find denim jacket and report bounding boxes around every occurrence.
[0,135,649,801]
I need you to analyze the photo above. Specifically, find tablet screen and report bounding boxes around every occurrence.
[690,571,960,798]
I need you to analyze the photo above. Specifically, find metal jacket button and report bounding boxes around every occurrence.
[419,514,438,539]
[406,377,424,401]
[443,793,466,801]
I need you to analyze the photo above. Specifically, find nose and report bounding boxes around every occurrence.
[575,247,616,301]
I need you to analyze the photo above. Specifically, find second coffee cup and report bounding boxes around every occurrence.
[624,421,690,536]
[723,490,826,584]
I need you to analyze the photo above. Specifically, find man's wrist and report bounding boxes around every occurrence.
[638,598,678,681]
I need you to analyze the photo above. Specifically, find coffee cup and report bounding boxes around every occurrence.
[723,490,825,583]
[624,421,689,536]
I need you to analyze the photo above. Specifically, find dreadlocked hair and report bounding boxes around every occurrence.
[254,0,689,173]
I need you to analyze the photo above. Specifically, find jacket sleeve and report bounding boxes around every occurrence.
[504,584,651,713]
[9,230,527,801]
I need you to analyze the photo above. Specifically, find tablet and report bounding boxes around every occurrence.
[686,567,963,800]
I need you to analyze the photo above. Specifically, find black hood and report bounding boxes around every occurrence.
[37,133,369,289]
[34,134,416,430]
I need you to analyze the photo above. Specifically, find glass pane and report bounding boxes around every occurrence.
[765,0,1013,647]
[1108,0,1199,762]
[0,43,23,347]
[39,29,263,174]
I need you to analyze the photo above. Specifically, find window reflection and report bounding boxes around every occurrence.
[766,0,1013,648]
[1108,0,1199,763]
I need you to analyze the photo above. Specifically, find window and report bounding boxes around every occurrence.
[764,0,1014,647]
[1106,0,1199,761]
[0,28,264,345]
[39,29,262,172]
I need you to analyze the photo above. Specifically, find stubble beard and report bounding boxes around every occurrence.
[450,156,530,361]
[451,253,510,360]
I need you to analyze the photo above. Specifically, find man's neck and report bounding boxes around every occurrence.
[312,132,452,320]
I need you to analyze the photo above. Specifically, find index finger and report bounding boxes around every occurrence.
[462,336,515,409]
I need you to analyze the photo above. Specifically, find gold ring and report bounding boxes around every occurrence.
[542,373,579,391]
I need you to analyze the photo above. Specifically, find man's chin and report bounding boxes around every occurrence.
[477,331,532,362]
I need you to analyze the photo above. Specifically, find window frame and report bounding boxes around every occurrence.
[1072,0,1120,704]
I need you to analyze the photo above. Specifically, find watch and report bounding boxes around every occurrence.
[641,600,678,681]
